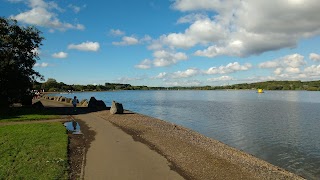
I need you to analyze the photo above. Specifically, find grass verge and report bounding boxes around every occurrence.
[0,123,68,179]
[0,108,60,122]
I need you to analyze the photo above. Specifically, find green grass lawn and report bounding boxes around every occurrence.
[0,108,60,122]
[0,123,68,179]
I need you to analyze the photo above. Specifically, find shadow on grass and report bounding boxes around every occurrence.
[0,106,110,122]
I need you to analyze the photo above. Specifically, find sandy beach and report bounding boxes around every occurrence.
[39,98,304,179]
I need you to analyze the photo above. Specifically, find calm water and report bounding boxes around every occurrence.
[54,90,320,179]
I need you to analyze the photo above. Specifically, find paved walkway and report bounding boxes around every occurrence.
[40,99,183,180]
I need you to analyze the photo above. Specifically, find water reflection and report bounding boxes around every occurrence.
[64,121,82,134]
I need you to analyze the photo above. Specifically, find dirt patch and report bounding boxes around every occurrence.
[67,118,96,180]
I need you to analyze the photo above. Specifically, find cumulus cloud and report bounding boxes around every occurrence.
[112,35,151,46]
[304,65,320,76]
[161,0,320,57]
[136,50,188,69]
[34,62,49,67]
[205,62,252,75]
[165,80,201,87]
[208,76,234,82]
[68,41,100,52]
[259,54,306,75]
[309,53,320,61]
[68,4,85,13]
[52,51,68,58]
[112,36,139,46]
[153,72,168,79]
[171,68,200,78]
[153,62,251,81]
[10,0,85,31]
[135,59,152,69]
[154,17,227,49]
[109,29,125,36]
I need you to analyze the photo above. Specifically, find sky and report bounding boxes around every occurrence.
[2,0,320,87]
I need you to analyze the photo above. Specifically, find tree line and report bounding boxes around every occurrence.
[34,79,320,92]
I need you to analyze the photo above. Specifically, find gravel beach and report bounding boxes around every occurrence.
[95,109,304,180]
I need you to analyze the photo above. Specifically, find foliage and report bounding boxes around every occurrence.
[35,78,320,92]
[0,17,44,107]
[0,123,68,179]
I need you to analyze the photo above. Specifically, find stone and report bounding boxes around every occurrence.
[60,97,66,102]
[80,99,87,105]
[32,101,44,109]
[66,98,72,103]
[57,96,63,101]
[88,97,106,109]
[81,100,89,107]
[110,101,123,114]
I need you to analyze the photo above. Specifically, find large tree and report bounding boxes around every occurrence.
[0,17,44,107]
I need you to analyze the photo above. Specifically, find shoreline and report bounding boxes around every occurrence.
[40,97,305,179]
[95,109,304,179]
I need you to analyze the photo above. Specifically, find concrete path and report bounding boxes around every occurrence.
[77,113,183,180]
[40,99,183,180]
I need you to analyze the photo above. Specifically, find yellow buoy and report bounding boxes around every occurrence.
[257,89,264,93]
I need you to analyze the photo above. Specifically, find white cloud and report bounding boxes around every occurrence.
[285,67,300,74]
[274,68,283,75]
[163,0,320,57]
[172,68,200,78]
[205,62,252,75]
[304,65,320,77]
[153,72,168,79]
[109,29,125,36]
[68,4,85,13]
[136,50,188,69]
[112,36,139,46]
[153,50,188,67]
[309,53,320,61]
[117,77,143,83]
[10,0,85,31]
[68,41,100,52]
[153,62,251,80]
[208,76,234,82]
[135,59,152,69]
[156,17,227,49]
[165,80,201,87]
[259,61,280,69]
[52,51,68,58]
[259,54,306,75]
[177,13,208,24]
[34,62,49,67]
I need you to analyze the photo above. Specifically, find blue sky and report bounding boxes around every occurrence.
[2,0,320,86]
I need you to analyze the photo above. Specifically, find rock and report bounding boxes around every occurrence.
[32,101,44,109]
[88,97,106,109]
[50,97,55,100]
[66,98,72,103]
[88,97,97,108]
[60,97,66,102]
[81,100,89,107]
[110,101,123,114]
[79,99,87,105]
[57,96,63,101]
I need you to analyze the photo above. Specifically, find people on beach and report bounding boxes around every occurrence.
[72,96,78,111]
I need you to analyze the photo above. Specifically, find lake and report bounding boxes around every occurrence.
[53,90,320,179]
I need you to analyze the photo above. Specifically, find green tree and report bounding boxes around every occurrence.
[0,17,44,107]
[41,78,58,92]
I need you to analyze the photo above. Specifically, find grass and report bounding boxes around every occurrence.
[0,107,60,122]
[0,123,68,179]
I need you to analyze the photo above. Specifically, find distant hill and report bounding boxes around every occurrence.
[34,79,320,92]
[218,80,320,91]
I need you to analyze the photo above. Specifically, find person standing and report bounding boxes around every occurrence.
[72,96,78,112]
